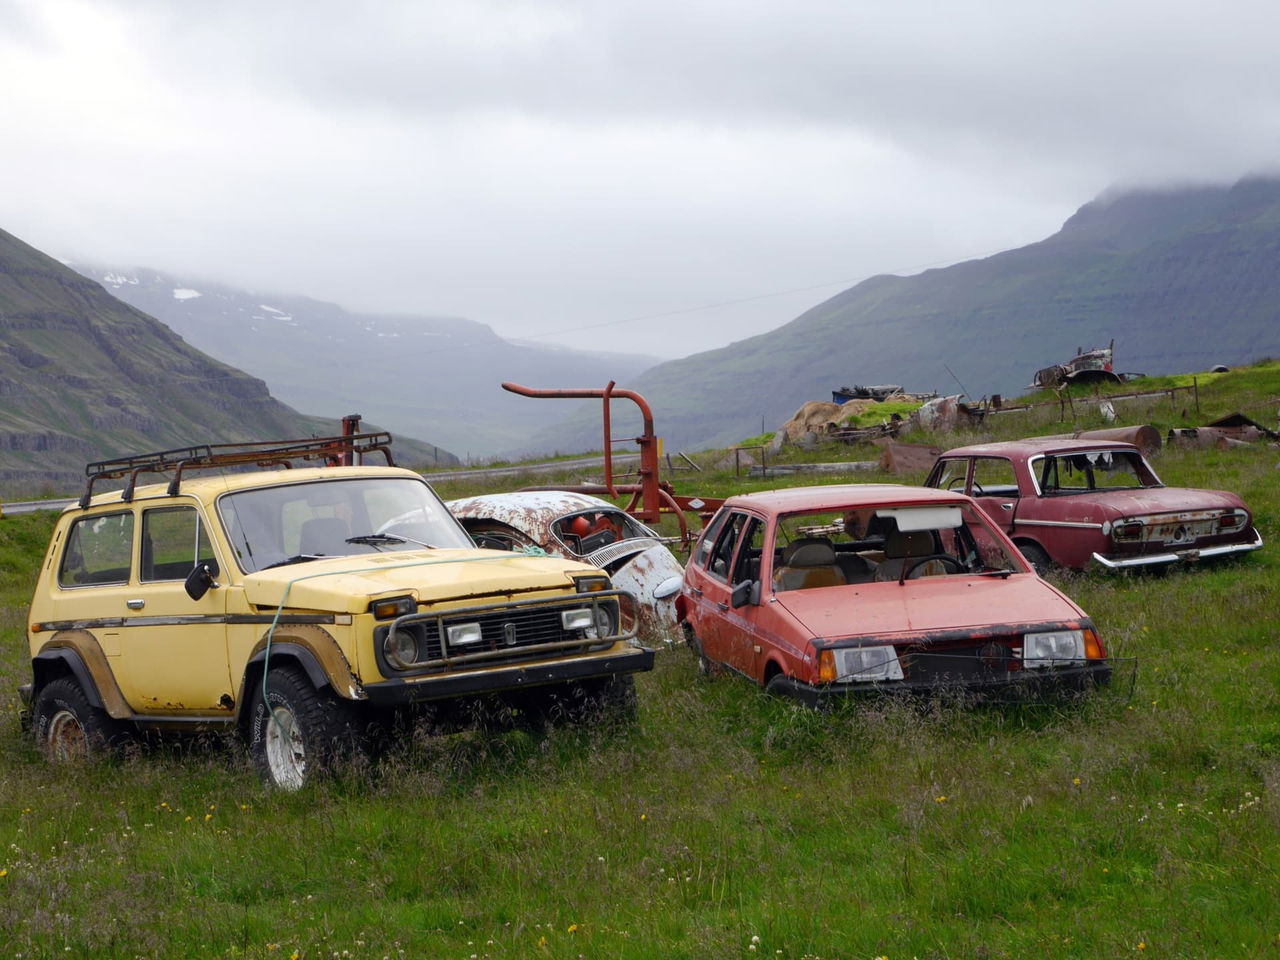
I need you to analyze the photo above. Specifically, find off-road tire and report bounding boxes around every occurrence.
[32,676,123,761]
[250,665,364,790]
[1017,542,1053,576]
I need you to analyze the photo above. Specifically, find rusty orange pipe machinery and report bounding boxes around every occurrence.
[501,381,722,547]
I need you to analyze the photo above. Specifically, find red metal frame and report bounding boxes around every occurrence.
[502,381,723,546]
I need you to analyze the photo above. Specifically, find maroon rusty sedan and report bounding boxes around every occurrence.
[677,485,1113,703]
[925,438,1262,572]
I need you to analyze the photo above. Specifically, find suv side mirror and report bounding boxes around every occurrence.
[184,561,220,601]
[730,579,759,608]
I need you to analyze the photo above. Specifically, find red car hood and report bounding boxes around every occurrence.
[773,575,1086,642]
[1042,486,1244,522]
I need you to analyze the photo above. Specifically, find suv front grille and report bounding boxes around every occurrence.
[375,593,627,675]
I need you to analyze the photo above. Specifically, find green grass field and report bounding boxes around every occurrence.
[2,365,1279,958]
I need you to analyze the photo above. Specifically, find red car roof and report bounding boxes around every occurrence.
[939,437,1139,459]
[722,483,970,515]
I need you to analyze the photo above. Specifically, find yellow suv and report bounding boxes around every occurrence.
[21,432,651,788]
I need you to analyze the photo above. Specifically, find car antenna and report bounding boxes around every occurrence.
[943,364,972,400]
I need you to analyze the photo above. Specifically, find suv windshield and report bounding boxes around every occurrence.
[219,477,471,573]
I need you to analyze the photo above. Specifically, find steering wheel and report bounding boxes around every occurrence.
[945,477,966,490]
[901,554,966,579]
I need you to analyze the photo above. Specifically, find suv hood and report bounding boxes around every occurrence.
[774,575,1085,642]
[242,549,598,613]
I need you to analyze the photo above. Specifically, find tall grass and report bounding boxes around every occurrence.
[2,366,1279,958]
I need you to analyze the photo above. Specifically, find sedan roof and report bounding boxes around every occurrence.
[722,484,969,515]
[939,438,1138,459]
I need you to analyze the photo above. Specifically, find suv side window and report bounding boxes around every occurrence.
[141,507,217,582]
[59,512,135,587]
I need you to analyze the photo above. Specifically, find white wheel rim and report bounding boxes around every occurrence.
[264,705,306,790]
[47,709,87,761]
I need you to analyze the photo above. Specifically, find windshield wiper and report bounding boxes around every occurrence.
[261,554,324,570]
[975,568,1015,578]
[346,533,435,549]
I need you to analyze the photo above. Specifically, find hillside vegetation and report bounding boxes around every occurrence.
[0,228,456,497]
[529,176,1280,454]
[1,364,1278,958]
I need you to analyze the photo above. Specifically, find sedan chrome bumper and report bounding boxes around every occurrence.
[1091,528,1263,570]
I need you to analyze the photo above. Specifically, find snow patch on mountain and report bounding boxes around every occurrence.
[172,288,201,300]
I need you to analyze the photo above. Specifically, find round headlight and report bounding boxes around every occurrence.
[590,603,616,639]
[384,627,419,667]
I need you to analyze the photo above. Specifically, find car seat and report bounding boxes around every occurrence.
[875,530,947,581]
[772,538,846,591]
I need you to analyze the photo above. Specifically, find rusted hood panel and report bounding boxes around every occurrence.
[448,491,611,535]
[242,549,596,613]
[1042,487,1245,522]
[773,575,1085,641]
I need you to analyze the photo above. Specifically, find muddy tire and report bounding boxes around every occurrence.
[250,666,363,790]
[32,677,122,761]
[1017,542,1052,576]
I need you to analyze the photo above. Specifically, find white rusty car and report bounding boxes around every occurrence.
[447,491,685,637]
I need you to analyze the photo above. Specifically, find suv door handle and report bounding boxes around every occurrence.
[1000,503,1013,511]
[716,602,729,612]
[126,599,145,610]
[690,588,703,598]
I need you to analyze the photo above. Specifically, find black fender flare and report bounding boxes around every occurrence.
[236,627,364,725]
[33,648,105,710]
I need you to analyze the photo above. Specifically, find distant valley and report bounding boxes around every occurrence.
[79,268,663,460]
[0,228,453,497]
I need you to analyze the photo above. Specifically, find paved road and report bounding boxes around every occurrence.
[2,453,640,516]
[3,497,76,516]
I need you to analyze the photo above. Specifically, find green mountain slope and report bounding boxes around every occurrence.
[0,228,456,496]
[528,177,1280,453]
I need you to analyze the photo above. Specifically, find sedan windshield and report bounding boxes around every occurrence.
[219,477,472,573]
[771,501,1026,588]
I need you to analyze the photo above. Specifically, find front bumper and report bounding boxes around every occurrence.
[769,660,1115,707]
[1091,527,1263,570]
[362,646,655,706]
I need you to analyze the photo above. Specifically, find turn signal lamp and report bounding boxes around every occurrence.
[371,596,416,620]
[1084,628,1105,660]
[818,649,837,684]
[574,575,610,593]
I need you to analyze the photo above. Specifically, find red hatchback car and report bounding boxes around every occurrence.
[678,485,1112,703]
[925,438,1262,571]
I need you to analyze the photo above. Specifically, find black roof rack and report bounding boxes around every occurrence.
[79,431,396,508]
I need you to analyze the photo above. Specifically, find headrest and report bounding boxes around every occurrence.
[781,538,836,567]
[883,529,935,559]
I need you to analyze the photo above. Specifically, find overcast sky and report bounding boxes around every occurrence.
[2,0,1278,359]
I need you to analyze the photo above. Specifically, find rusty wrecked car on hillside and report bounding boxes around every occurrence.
[21,432,652,789]
[678,485,1113,703]
[447,491,685,637]
[925,438,1262,572]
